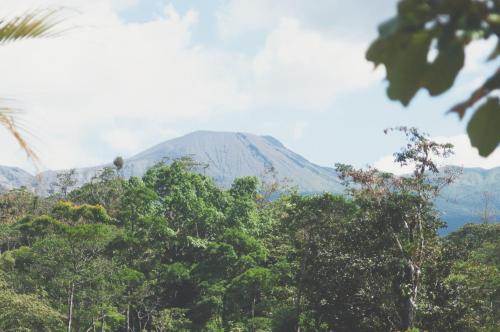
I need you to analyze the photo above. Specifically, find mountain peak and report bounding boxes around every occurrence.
[127,130,338,191]
[0,131,337,196]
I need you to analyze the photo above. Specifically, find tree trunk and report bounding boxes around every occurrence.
[295,289,302,332]
[126,299,130,332]
[296,253,307,332]
[68,282,75,332]
[251,296,256,332]
[401,261,419,330]
[402,296,416,330]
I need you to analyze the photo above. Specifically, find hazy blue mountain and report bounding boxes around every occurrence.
[31,131,344,195]
[0,166,35,191]
[437,167,500,230]
[0,131,498,232]
[127,131,342,191]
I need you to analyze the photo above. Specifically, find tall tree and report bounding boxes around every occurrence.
[336,127,458,330]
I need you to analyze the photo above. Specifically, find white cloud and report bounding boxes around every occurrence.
[216,0,398,41]
[216,0,278,39]
[101,129,142,155]
[291,121,308,140]
[251,18,382,111]
[0,0,405,173]
[216,0,310,40]
[0,1,248,171]
[111,0,139,11]
[374,134,500,175]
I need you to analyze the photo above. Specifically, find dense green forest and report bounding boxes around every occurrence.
[0,2,499,331]
[0,129,498,332]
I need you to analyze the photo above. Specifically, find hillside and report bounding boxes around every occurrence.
[0,166,35,191]
[438,167,500,230]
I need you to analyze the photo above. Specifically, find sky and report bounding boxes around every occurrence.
[0,0,499,174]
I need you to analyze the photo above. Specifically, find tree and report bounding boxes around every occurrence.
[441,226,500,330]
[113,156,124,171]
[153,307,191,332]
[69,167,125,216]
[477,191,497,224]
[367,0,500,156]
[0,187,41,224]
[51,168,78,197]
[280,193,372,331]
[256,166,291,206]
[225,267,274,331]
[6,219,118,332]
[117,176,158,228]
[143,160,227,239]
[51,200,112,225]
[0,275,64,331]
[114,156,125,178]
[335,127,458,330]
[0,10,59,164]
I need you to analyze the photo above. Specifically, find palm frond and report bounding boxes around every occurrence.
[0,9,63,169]
[0,108,40,168]
[0,10,59,44]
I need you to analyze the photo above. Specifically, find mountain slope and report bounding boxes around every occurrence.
[32,131,343,195]
[128,131,341,191]
[0,166,35,191]
[437,167,500,230]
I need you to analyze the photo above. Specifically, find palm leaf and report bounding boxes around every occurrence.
[0,108,40,167]
[0,10,59,44]
[0,10,61,168]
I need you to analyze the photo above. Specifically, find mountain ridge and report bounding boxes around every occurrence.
[0,131,343,195]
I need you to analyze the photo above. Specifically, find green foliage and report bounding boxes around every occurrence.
[0,146,497,331]
[467,97,500,156]
[153,307,192,331]
[113,156,124,171]
[0,187,54,224]
[143,161,227,238]
[69,167,125,216]
[368,0,500,156]
[0,288,64,331]
[0,271,63,330]
[52,200,112,224]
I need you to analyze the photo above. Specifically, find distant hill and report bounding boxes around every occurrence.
[437,167,500,230]
[0,131,498,232]
[0,166,35,191]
